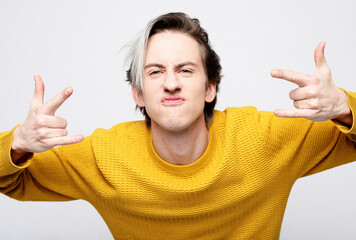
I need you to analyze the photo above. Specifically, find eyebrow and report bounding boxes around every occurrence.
[144,61,198,69]
[144,63,164,69]
[176,61,198,69]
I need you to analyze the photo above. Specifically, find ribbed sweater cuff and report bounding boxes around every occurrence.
[332,90,356,136]
[0,125,31,175]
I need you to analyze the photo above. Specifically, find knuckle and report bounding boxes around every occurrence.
[312,98,319,108]
[314,88,320,96]
[37,128,47,138]
[39,138,48,146]
[58,137,67,145]
[308,89,317,97]
[34,107,42,116]
[41,139,55,149]
[290,72,297,82]
[36,117,46,128]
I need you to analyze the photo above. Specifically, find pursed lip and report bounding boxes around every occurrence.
[161,96,185,105]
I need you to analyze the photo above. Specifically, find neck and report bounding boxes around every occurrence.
[151,115,209,165]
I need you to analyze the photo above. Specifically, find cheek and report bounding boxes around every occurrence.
[193,82,209,100]
[189,86,208,111]
[142,93,156,109]
[142,81,160,102]
[141,90,160,114]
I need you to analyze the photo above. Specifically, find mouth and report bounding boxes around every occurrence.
[161,96,185,105]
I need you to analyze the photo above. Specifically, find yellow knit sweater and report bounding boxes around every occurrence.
[1,93,356,239]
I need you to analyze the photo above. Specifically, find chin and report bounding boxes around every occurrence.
[159,119,189,132]
[152,113,205,133]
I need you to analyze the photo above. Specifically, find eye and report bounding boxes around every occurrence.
[179,69,193,74]
[149,70,161,76]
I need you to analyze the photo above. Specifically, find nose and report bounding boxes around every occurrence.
[163,71,181,93]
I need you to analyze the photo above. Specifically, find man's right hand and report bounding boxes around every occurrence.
[11,75,84,162]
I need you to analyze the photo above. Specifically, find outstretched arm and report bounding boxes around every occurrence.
[11,75,84,163]
[270,42,352,126]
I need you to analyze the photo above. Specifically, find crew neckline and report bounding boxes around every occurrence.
[147,116,218,176]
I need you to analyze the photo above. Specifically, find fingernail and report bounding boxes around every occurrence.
[65,88,71,95]
[271,70,278,76]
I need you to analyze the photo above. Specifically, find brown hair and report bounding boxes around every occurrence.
[126,12,222,127]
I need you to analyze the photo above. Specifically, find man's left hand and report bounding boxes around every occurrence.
[271,42,352,126]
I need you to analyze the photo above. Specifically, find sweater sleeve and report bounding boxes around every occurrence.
[0,126,97,202]
[258,91,356,179]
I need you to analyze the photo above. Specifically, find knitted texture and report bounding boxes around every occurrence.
[1,92,356,239]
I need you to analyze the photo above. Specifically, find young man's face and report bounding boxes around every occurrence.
[133,30,216,132]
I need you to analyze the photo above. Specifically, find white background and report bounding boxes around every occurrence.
[1,0,356,239]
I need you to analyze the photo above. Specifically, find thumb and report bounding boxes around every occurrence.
[30,75,45,109]
[314,41,328,69]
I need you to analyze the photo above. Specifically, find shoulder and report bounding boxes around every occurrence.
[92,121,147,138]
[210,107,269,142]
[214,106,316,129]
[91,121,149,149]
[213,106,268,125]
[211,107,317,139]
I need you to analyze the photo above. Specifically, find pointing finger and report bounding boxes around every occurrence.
[44,134,84,148]
[274,108,317,119]
[271,69,312,87]
[30,75,45,110]
[40,87,73,116]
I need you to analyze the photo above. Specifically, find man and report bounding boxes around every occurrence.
[1,12,355,239]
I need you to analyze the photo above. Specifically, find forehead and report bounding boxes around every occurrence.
[145,31,203,65]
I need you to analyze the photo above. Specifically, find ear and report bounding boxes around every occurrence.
[205,82,217,103]
[132,86,145,107]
